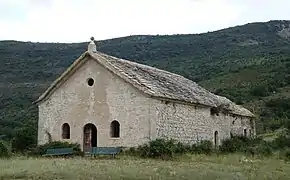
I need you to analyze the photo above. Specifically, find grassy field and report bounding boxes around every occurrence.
[0,154,290,180]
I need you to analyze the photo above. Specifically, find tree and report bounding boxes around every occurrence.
[11,123,37,153]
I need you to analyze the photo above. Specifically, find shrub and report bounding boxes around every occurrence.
[123,139,184,159]
[219,135,268,155]
[257,143,273,157]
[219,136,249,153]
[126,147,138,155]
[139,139,177,159]
[279,149,290,161]
[124,139,213,159]
[136,144,151,158]
[0,141,10,158]
[271,134,290,150]
[191,140,214,155]
[120,147,139,156]
[29,141,82,156]
[11,124,37,153]
[245,142,273,157]
[174,142,192,154]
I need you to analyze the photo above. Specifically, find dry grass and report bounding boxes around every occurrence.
[0,154,290,180]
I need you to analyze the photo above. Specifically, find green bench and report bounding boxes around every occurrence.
[43,148,74,157]
[90,147,121,158]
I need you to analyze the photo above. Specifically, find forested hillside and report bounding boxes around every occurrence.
[1,20,290,143]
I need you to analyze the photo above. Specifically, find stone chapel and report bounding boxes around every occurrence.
[35,38,255,151]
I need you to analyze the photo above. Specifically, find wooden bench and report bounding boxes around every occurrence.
[42,148,74,157]
[90,147,121,158]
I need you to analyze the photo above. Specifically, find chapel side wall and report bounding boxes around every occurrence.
[153,101,255,145]
[153,101,232,145]
[37,57,157,148]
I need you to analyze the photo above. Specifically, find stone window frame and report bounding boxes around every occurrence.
[62,123,70,139]
[110,120,120,138]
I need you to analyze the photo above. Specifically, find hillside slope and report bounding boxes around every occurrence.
[1,20,290,140]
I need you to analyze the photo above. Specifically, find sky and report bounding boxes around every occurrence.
[0,0,290,43]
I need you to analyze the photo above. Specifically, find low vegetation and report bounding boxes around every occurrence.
[1,154,290,180]
[122,139,213,160]
[1,135,290,179]
[4,131,290,160]
[119,133,290,161]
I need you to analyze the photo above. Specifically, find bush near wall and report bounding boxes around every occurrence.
[219,135,273,157]
[122,138,214,160]
[123,136,279,160]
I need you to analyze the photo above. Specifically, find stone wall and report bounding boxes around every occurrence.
[229,114,255,137]
[38,56,255,149]
[154,101,255,145]
[38,57,157,148]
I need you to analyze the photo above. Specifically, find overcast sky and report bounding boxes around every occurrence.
[0,0,289,43]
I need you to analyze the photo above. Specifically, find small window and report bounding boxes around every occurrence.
[62,123,70,139]
[110,120,120,138]
[214,131,219,147]
[244,129,247,137]
[249,129,252,137]
[87,78,94,86]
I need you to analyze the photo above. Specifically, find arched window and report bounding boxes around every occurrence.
[62,123,70,139]
[214,131,219,147]
[244,129,247,137]
[110,120,120,138]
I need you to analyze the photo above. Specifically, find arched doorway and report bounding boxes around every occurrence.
[83,123,97,152]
